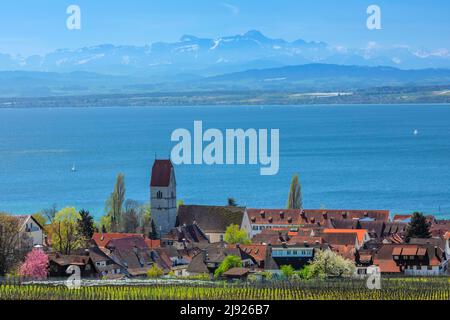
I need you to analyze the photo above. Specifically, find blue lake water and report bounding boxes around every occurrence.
[0,104,449,219]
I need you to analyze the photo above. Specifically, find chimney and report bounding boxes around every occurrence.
[301,210,306,219]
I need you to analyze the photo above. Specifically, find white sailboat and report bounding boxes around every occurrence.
[413,129,419,136]
[71,164,76,172]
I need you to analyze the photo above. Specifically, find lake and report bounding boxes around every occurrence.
[0,104,449,219]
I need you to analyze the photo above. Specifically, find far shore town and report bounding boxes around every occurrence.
[1,159,449,282]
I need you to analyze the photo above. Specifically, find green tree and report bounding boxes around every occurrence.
[287,174,302,209]
[309,250,355,278]
[177,200,185,209]
[214,255,242,278]
[106,173,126,232]
[139,202,152,235]
[405,212,431,242]
[51,207,83,255]
[280,265,295,279]
[298,265,313,280]
[77,209,95,240]
[98,215,111,233]
[150,219,158,240]
[224,224,251,244]
[227,198,238,207]
[147,264,164,278]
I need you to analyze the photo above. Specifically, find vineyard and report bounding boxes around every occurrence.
[0,277,449,300]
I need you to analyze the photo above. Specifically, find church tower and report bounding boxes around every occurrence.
[150,159,177,238]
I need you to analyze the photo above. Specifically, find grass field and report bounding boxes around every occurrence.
[1,278,449,300]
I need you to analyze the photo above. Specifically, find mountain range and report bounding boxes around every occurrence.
[2,30,450,78]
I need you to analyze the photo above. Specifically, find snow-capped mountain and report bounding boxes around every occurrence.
[1,30,449,76]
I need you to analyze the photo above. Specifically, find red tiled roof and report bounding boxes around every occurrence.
[329,244,356,260]
[91,232,144,248]
[323,229,368,243]
[401,246,418,256]
[151,160,173,187]
[247,209,302,225]
[392,214,412,221]
[145,239,161,249]
[228,244,267,263]
[247,208,389,227]
[303,209,389,222]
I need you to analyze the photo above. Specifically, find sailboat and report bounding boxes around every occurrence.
[71,164,76,172]
[413,129,419,136]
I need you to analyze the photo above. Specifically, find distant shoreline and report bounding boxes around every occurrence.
[1,89,450,109]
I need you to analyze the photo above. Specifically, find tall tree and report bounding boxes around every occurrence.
[227,198,238,207]
[106,173,126,232]
[51,207,83,255]
[0,213,27,275]
[405,212,431,242]
[77,209,95,240]
[122,200,141,233]
[140,203,152,235]
[287,174,302,209]
[150,220,158,240]
[40,204,58,223]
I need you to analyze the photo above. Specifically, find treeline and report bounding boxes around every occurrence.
[1,85,450,108]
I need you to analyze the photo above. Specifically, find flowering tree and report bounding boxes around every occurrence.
[19,249,49,279]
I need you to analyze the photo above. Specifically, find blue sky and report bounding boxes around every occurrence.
[0,0,449,55]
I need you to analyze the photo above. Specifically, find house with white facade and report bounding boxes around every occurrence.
[15,215,44,248]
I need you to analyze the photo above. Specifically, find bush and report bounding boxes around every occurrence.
[280,265,295,279]
[146,264,164,278]
[298,265,313,280]
[214,255,242,278]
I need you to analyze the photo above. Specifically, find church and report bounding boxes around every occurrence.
[150,159,177,237]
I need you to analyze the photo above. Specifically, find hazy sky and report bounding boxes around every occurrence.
[0,0,449,55]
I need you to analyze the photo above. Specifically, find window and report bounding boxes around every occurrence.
[427,266,433,271]
[157,191,163,199]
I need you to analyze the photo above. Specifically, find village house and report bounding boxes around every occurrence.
[48,253,96,278]
[242,208,390,238]
[89,246,124,278]
[103,236,159,278]
[161,223,210,250]
[177,205,245,243]
[186,243,255,276]
[372,241,449,276]
[12,215,45,249]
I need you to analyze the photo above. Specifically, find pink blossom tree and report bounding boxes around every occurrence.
[19,248,49,279]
